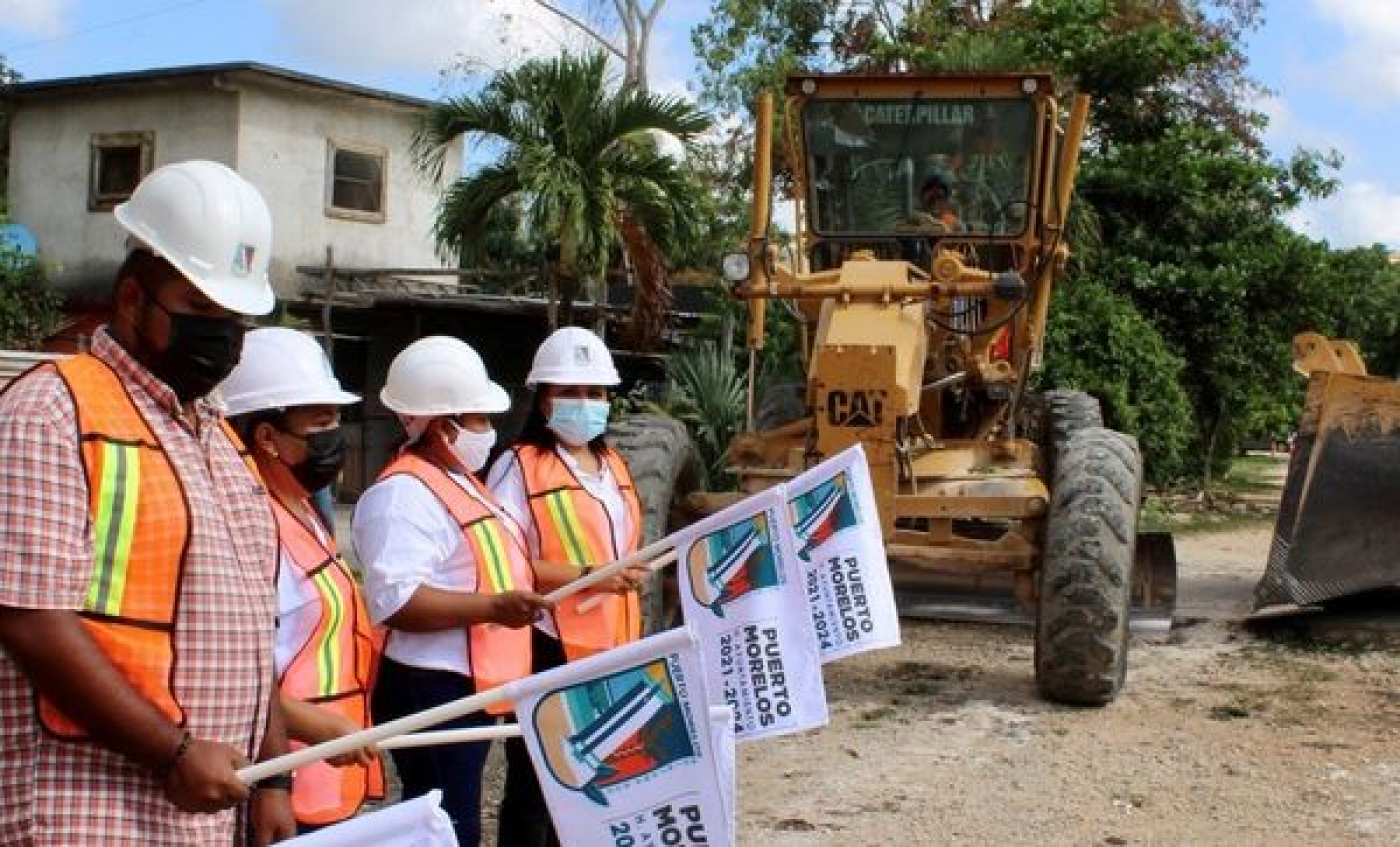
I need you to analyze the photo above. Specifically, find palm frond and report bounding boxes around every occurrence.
[666,341,748,486]
[433,164,523,261]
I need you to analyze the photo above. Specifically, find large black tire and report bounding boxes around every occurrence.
[1034,427,1141,706]
[1043,389,1103,464]
[607,412,701,634]
[754,381,808,431]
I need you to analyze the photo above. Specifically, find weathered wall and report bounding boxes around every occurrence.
[232,78,462,297]
[8,88,238,297]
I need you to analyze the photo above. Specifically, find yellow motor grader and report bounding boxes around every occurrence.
[708,72,1176,705]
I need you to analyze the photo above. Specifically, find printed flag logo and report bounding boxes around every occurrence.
[788,472,860,561]
[684,514,782,617]
[532,658,699,806]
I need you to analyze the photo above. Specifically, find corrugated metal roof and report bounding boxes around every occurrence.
[0,351,64,391]
[4,62,434,110]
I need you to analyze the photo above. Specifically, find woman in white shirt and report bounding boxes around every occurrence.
[219,327,382,836]
[486,327,649,847]
[353,336,549,847]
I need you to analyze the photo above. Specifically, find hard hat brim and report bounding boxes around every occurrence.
[222,386,360,417]
[524,366,622,388]
[198,273,277,316]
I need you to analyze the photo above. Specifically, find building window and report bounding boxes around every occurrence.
[326,142,386,222]
[89,132,154,211]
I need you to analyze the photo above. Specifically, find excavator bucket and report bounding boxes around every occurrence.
[1254,369,1400,610]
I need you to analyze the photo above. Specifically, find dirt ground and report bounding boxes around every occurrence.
[727,526,1400,845]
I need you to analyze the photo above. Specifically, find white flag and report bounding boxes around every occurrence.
[513,628,734,847]
[708,705,737,838]
[786,444,901,661]
[675,486,828,742]
[278,789,457,846]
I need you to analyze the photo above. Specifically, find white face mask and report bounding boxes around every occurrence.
[547,398,611,447]
[448,422,496,472]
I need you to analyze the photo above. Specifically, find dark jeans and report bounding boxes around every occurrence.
[498,628,567,847]
[372,657,496,847]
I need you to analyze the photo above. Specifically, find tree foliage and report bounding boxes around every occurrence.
[1041,277,1192,484]
[0,243,60,351]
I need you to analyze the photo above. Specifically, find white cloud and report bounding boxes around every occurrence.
[1309,0,1400,103]
[1287,181,1400,249]
[1312,0,1400,41]
[261,0,597,81]
[0,0,73,39]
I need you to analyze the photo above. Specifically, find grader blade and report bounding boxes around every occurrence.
[1254,370,1400,610]
[895,531,1176,633]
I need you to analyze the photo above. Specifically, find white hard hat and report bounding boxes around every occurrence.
[380,336,509,415]
[114,159,275,316]
[525,326,620,387]
[218,328,359,416]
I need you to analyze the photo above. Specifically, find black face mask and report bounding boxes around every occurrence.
[277,426,347,494]
[139,294,246,403]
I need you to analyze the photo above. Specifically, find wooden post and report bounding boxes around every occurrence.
[321,245,335,359]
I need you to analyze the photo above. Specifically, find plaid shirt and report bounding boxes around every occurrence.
[0,329,277,846]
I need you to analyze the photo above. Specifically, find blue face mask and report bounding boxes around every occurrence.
[547,398,610,447]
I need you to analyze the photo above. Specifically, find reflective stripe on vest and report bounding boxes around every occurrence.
[513,445,642,660]
[272,500,385,826]
[42,354,191,738]
[377,453,533,711]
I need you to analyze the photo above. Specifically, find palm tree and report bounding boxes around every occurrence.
[414,50,711,340]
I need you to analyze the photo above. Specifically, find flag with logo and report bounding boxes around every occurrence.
[787,444,901,662]
[513,628,733,847]
[675,486,828,742]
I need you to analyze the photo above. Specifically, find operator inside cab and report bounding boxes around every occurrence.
[913,175,962,233]
[898,173,962,269]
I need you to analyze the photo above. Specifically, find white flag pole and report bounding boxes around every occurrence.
[381,724,522,750]
[574,548,679,614]
[242,628,698,785]
[542,544,677,606]
[237,682,517,784]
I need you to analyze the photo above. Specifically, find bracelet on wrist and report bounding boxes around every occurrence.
[155,730,192,780]
[254,773,295,792]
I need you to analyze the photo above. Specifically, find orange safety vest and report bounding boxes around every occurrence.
[377,453,533,712]
[38,354,255,738]
[272,500,385,826]
[511,444,642,660]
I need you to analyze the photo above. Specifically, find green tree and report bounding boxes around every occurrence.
[414,50,711,338]
[1041,277,1192,484]
[0,241,60,350]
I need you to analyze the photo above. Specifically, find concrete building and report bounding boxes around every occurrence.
[4,62,461,304]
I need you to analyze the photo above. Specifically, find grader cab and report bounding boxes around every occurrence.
[715,72,1176,705]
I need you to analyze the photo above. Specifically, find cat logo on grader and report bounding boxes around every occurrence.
[826,390,885,427]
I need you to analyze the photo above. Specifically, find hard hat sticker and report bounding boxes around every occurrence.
[231,243,255,277]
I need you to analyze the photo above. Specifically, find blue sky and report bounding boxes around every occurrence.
[1,0,1396,251]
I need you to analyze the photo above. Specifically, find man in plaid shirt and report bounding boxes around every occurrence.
[0,161,296,845]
